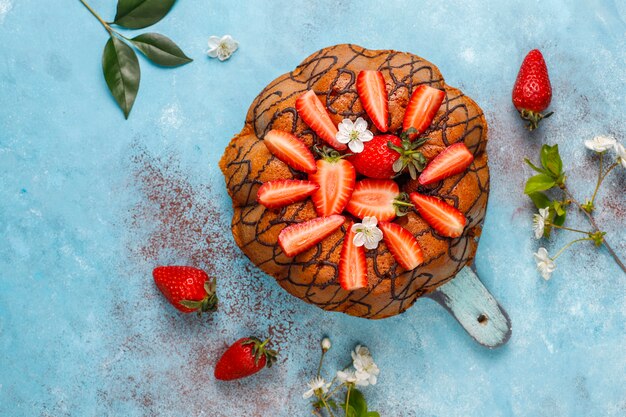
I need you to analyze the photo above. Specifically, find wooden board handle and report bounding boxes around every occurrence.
[426,266,512,348]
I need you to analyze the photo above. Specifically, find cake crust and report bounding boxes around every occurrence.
[220,44,489,319]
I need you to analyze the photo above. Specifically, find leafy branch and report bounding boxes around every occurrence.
[79,0,192,118]
[525,144,626,276]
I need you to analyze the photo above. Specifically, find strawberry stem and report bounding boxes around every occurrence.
[519,109,554,131]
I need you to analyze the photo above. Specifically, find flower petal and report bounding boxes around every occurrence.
[353,232,366,247]
[207,36,221,48]
[349,140,365,153]
[359,129,374,142]
[336,131,351,144]
[354,117,368,132]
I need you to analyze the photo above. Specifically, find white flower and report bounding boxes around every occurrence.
[584,135,616,153]
[614,142,626,169]
[351,216,383,250]
[321,337,331,351]
[532,207,550,239]
[302,376,330,399]
[207,35,239,61]
[534,247,556,281]
[336,117,374,153]
[337,369,358,384]
[351,345,380,386]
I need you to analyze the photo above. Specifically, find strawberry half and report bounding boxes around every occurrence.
[357,70,389,132]
[345,179,412,222]
[338,221,368,291]
[278,214,345,257]
[309,148,356,216]
[296,90,345,150]
[263,129,317,174]
[403,85,445,137]
[153,266,218,315]
[418,143,474,186]
[257,180,318,209]
[378,222,424,271]
[409,193,467,238]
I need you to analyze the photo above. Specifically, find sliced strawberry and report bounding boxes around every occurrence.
[257,180,318,209]
[346,179,409,222]
[419,143,474,186]
[357,71,389,132]
[309,155,356,216]
[296,90,345,150]
[264,129,317,174]
[278,215,345,257]
[378,222,424,271]
[339,221,368,291]
[402,85,446,137]
[409,193,467,238]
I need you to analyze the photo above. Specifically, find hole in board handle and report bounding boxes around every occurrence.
[477,314,488,325]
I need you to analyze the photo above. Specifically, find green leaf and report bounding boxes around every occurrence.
[524,174,556,195]
[540,144,563,178]
[131,33,192,67]
[366,413,381,417]
[114,0,177,29]
[524,158,546,174]
[102,36,140,119]
[528,192,551,209]
[552,201,566,216]
[552,212,566,226]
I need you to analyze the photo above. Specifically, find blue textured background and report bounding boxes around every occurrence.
[1,0,625,416]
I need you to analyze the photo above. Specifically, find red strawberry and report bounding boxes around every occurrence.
[263,129,317,174]
[418,143,474,186]
[512,49,553,131]
[378,222,424,271]
[309,149,356,216]
[357,70,389,132]
[403,85,445,137]
[339,221,368,291]
[296,90,345,150]
[345,179,412,222]
[409,193,467,238]
[153,266,218,315]
[278,214,345,257]
[349,133,428,179]
[214,337,277,381]
[257,180,318,209]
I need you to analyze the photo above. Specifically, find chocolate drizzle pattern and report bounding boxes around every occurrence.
[220,44,489,319]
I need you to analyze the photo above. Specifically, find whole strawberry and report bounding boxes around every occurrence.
[349,130,428,179]
[152,266,218,315]
[512,49,553,131]
[214,337,277,381]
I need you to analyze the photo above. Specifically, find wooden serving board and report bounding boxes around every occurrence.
[426,266,512,348]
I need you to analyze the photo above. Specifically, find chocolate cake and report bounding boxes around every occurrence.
[219,44,489,319]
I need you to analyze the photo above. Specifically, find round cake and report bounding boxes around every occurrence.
[219,44,489,319]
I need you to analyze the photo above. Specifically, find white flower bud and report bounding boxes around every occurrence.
[321,337,331,351]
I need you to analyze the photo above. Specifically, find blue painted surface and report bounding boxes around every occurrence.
[1,0,625,416]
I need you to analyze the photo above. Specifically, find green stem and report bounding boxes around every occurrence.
[344,385,352,417]
[563,186,626,275]
[324,381,345,399]
[322,398,336,417]
[552,237,594,260]
[78,0,111,33]
[393,200,414,207]
[599,162,619,185]
[78,0,132,41]
[549,224,593,235]
[589,152,604,206]
[316,350,326,378]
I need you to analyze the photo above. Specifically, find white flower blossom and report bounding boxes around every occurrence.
[351,216,383,250]
[614,142,626,169]
[351,345,379,386]
[337,369,358,384]
[321,337,331,351]
[302,376,330,399]
[584,135,616,153]
[336,117,374,153]
[534,247,556,281]
[207,35,239,61]
[532,207,550,239]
